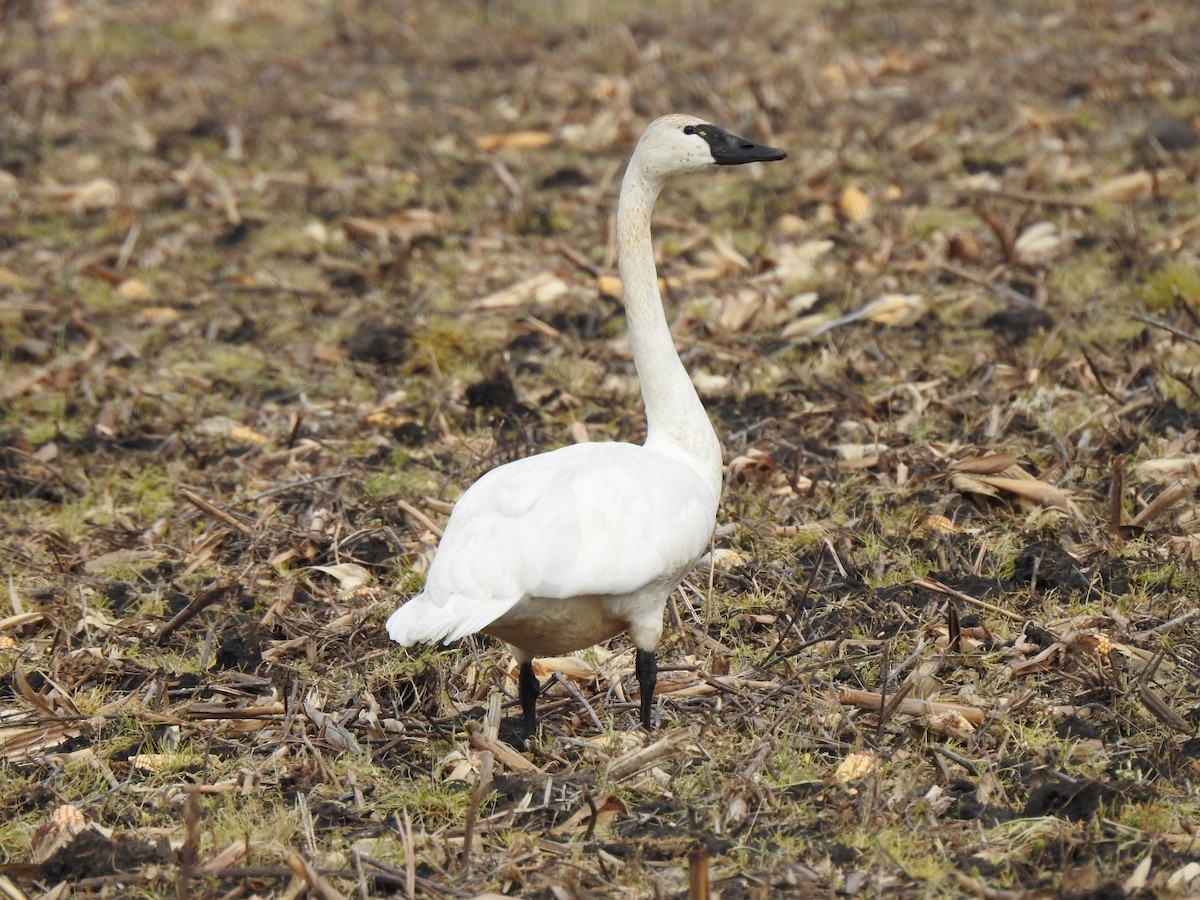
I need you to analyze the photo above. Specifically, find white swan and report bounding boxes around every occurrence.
[387,115,785,737]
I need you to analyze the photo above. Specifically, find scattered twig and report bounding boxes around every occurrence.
[581,788,600,843]
[1177,293,1200,330]
[1109,455,1125,538]
[1131,312,1200,346]
[552,672,605,734]
[219,283,326,297]
[928,744,979,777]
[878,678,915,728]
[1129,479,1191,529]
[1138,685,1192,734]
[937,261,1040,307]
[970,201,1017,262]
[837,688,987,726]
[1171,213,1200,240]
[285,850,350,900]
[463,694,502,877]
[1165,368,1200,407]
[489,156,523,208]
[176,788,201,900]
[0,874,32,900]
[196,838,249,873]
[236,472,353,505]
[689,842,710,900]
[913,578,1026,623]
[0,611,44,634]
[183,704,285,721]
[1133,607,1200,640]
[1004,642,1068,679]
[380,819,415,900]
[155,582,235,645]
[1078,342,1124,403]
[464,718,540,774]
[180,488,255,536]
[950,185,1095,208]
[951,869,1027,899]
[761,543,827,667]
[397,498,445,538]
[605,728,696,782]
[350,849,369,900]
[556,240,601,278]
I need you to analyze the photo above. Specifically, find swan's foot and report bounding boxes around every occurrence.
[498,716,533,749]
[635,649,657,730]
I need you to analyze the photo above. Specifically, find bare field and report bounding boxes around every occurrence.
[3,1,1200,896]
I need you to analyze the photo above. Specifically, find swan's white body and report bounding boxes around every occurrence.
[387,115,784,730]
[387,440,718,658]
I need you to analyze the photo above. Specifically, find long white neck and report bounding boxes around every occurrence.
[617,160,723,494]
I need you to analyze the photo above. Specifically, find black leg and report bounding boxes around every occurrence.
[635,649,657,730]
[518,661,540,738]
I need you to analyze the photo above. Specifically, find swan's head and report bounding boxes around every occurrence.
[631,114,786,182]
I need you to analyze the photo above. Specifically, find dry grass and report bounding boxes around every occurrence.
[2,0,1200,896]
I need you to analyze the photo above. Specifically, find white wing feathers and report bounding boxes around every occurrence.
[385,441,717,647]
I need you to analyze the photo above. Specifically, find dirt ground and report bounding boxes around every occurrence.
[2,0,1200,896]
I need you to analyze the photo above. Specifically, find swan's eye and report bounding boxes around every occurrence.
[683,125,696,135]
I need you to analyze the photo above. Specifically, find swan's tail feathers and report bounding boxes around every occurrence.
[385,598,452,646]
[385,594,513,647]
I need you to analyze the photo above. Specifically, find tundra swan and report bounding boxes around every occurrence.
[387,115,785,738]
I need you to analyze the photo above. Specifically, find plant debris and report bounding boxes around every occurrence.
[2,0,1200,896]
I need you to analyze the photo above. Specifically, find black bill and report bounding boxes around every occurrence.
[697,125,786,165]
